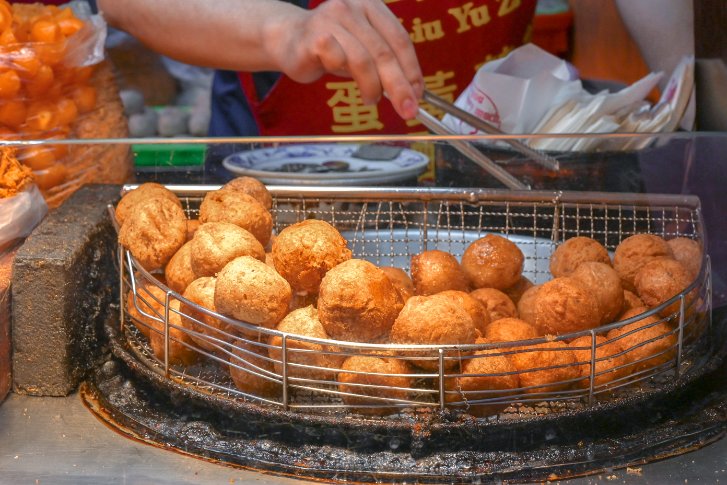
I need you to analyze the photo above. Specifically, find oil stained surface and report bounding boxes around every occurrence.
[86,306,727,484]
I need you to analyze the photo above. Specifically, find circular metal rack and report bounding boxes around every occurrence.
[113,185,713,424]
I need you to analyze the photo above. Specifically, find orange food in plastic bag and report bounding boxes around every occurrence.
[0,2,11,33]
[33,162,67,191]
[18,145,55,171]
[71,84,95,113]
[0,1,108,202]
[0,99,27,128]
[11,48,42,78]
[0,69,21,98]
[0,146,33,199]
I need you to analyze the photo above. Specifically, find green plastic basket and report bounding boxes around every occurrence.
[133,143,207,170]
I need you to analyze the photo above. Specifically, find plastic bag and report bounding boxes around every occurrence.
[441,43,692,152]
[0,184,47,250]
[64,0,107,67]
[0,0,131,208]
[0,145,47,402]
[442,43,584,135]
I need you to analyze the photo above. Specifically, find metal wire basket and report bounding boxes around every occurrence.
[114,185,712,420]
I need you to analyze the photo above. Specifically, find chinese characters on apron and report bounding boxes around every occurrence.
[238,0,536,136]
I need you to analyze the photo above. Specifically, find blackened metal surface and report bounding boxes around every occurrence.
[12,184,121,396]
[91,308,727,483]
[105,307,726,453]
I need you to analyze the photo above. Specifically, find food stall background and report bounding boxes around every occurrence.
[1,1,726,483]
[0,132,726,485]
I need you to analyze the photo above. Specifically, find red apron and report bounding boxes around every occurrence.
[239,0,536,136]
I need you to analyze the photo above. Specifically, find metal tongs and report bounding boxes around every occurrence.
[416,90,560,190]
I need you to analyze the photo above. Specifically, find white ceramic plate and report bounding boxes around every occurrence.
[222,143,430,185]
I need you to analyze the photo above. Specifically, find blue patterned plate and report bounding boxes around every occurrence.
[222,143,430,185]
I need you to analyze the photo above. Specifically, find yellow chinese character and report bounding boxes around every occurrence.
[448,2,492,34]
[409,17,445,44]
[497,0,522,17]
[326,81,384,133]
[406,70,457,127]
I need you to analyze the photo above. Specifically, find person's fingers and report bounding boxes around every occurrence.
[287,22,384,105]
[361,1,424,97]
[309,29,349,78]
[326,28,386,104]
[341,19,415,112]
[281,0,423,120]
[335,1,422,119]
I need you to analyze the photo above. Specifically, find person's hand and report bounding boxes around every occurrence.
[268,0,423,120]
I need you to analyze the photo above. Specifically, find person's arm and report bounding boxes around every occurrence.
[615,0,693,88]
[98,0,423,119]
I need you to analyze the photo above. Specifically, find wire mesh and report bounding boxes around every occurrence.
[115,186,711,420]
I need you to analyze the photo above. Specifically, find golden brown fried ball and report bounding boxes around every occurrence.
[509,341,579,394]
[199,190,273,246]
[181,276,236,354]
[190,222,265,277]
[667,237,702,282]
[221,176,273,210]
[444,340,520,416]
[622,290,645,313]
[483,317,541,343]
[185,219,200,241]
[318,259,403,343]
[516,284,541,327]
[229,337,280,398]
[381,266,415,302]
[410,249,469,295]
[531,278,601,335]
[272,219,352,295]
[152,273,167,287]
[549,236,611,278]
[461,234,524,290]
[501,275,534,305]
[435,290,490,335]
[568,335,628,389]
[569,262,624,324]
[164,241,197,295]
[126,283,166,339]
[214,256,292,330]
[118,197,187,271]
[266,233,277,253]
[268,305,344,381]
[634,257,692,318]
[337,356,413,416]
[613,234,673,292]
[115,182,181,226]
[148,299,199,367]
[470,287,518,323]
[390,295,477,370]
[288,293,318,312]
[607,306,677,372]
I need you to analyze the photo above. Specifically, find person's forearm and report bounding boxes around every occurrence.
[98,0,423,120]
[97,0,302,72]
[615,0,693,84]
